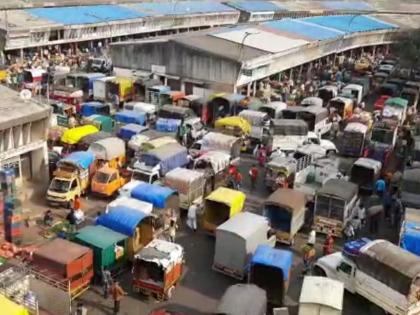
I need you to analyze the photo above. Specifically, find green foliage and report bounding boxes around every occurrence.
[394,30,420,67]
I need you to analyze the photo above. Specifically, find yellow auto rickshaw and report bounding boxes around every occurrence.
[329,96,354,120]
[60,125,99,151]
[202,187,246,234]
[215,116,251,137]
[107,77,134,103]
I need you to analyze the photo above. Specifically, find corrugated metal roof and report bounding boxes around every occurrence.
[303,15,397,33]
[226,1,286,12]
[130,1,236,17]
[174,34,266,61]
[264,19,344,40]
[26,5,145,25]
[210,26,308,53]
[321,1,373,11]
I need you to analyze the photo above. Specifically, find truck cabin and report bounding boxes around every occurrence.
[77,73,105,96]
[328,97,353,119]
[297,107,329,133]
[387,78,405,91]
[318,86,338,106]
[259,102,287,119]
[281,106,303,120]
[49,175,75,194]
[209,93,246,123]
[372,72,389,87]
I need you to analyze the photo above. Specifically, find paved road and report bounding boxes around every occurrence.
[73,154,398,315]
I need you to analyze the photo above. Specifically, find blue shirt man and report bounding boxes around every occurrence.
[375,178,386,196]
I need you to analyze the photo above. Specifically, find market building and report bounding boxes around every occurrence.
[0,85,50,186]
[110,14,408,97]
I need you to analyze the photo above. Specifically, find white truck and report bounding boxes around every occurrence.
[315,239,420,315]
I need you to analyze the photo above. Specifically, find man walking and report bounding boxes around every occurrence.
[187,202,198,232]
[102,268,112,299]
[249,164,259,191]
[111,281,127,315]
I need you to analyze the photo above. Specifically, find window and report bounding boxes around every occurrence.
[71,180,78,189]
[109,173,117,182]
[338,262,352,275]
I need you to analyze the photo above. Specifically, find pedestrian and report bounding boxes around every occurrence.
[356,203,366,227]
[95,211,102,224]
[257,145,267,167]
[367,205,382,234]
[343,221,355,240]
[308,229,316,246]
[234,171,243,190]
[328,109,341,139]
[249,164,258,191]
[375,176,386,198]
[390,192,403,228]
[111,281,127,315]
[168,219,178,242]
[187,202,198,232]
[323,232,334,256]
[73,195,81,211]
[102,268,112,299]
[43,209,54,226]
[301,243,316,275]
[358,101,365,110]
[66,209,77,233]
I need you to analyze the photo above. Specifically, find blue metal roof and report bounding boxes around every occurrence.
[302,15,396,34]
[250,245,293,280]
[131,183,176,209]
[132,1,236,17]
[264,19,344,40]
[61,151,95,169]
[26,5,145,25]
[227,1,286,12]
[321,1,373,11]
[96,206,150,236]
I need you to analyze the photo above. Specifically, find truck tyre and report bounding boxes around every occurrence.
[312,266,327,277]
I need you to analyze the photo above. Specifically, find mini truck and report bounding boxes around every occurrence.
[315,239,420,315]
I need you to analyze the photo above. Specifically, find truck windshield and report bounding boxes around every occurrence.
[95,172,110,184]
[132,171,151,183]
[49,179,71,193]
[316,195,345,221]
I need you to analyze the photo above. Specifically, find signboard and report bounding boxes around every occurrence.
[151,64,166,74]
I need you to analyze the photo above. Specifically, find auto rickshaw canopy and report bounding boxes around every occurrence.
[215,116,252,135]
[265,188,306,214]
[385,97,408,109]
[60,125,99,144]
[251,244,293,281]
[205,187,245,218]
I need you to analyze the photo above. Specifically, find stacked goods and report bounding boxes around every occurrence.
[0,169,23,244]
[31,238,93,293]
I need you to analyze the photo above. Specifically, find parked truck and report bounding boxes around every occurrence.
[47,151,95,208]
[131,143,189,184]
[315,239,420,315]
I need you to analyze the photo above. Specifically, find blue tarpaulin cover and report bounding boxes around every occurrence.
[131,183,175,208]
[115,110,146,125]
[155,118,181,132]
[97,206,150,236]
[401,221,420,256]
[60,151,95,169]
[81,102,107,117]
[118,124,148,140]
[27,5,145,25]
[140,143,188,175]
[250,245,293,280]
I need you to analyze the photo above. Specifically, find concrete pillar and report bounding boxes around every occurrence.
[252,81,257,96]
[31,143,49,185]
[246,83,251,97]
[20,49,24,60]
[180,80,185,93]
[372,45,376,58]
[385,44,390,55]
[163,77,168,86]
[289,68,293,80]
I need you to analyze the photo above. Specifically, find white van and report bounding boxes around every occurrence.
[342,84,364,105]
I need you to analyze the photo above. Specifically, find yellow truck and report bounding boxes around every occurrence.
[47,151,95,208]
[91,166,130,197]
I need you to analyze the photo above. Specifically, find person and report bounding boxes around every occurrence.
[323,232,334,256]
[168,219,178,242]
[234,171,243,190]
[95,211,102,224]
[343,221,355,240]
[43,210,54,226]
[73,195,81,211]
[257,145,267,167]
[358,101,365,110]
[66,209,77,233]
[102,268,112,299]
[391,192,403,228]
[328,109,341,139]
[301,243,316,275]
[375,177,386,198]
[356,203,366,227]
[249,164,258,191]
[308,230,316,246]
[275,174,288,189]
[367,205,382,234]
[187,202,198,232]
[111,281,127,315]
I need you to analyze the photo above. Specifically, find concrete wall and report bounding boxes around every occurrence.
[111,41,241,87]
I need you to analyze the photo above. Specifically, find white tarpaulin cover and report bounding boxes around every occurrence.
[89,137,126,161]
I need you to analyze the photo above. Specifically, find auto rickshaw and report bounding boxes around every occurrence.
[350,157,382,195]
[265,157,297,191]
[401,87,419,109]
[106,77,134,103]
[80,102,110,117]
[49,85,83,111]
[264,188,306,245]
[328,96,353,119]
[133,78,161,102]
[208,93,246,124]
[115,110,147,126]
[82,114,115,133]
[78,131,112,151]
[249,245,293,307]
[301,97,323,108]
[318,85,338,106]
[259,102,287,119]
[148,85,171,106]
[132,239,184,300]
[50,101,75,127]
[158,105,196,121]
[202,187,246,234]
[214,116,251,137]
[60,125,99,151]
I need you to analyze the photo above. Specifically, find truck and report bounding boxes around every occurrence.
[271,119,308,153]
[314,239,420,315]
[91,166,130,197]
[47,151,95,208]
[131,143,188,184]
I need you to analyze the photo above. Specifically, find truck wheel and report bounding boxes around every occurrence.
[313,266,327,277]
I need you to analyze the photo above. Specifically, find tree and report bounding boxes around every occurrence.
[394,29,420,68]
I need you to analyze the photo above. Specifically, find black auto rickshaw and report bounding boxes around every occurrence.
[208,93,246,124]
[350,157,382,195]
[133,78,161,102]
[177,95,209,124]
